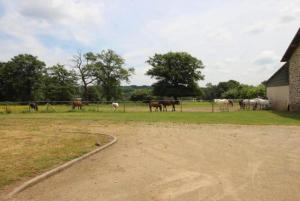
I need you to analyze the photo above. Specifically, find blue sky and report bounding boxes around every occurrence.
[0,0,299,86]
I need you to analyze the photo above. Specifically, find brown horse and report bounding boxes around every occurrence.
[148,101,162,112]
[159,100,180,112]
[72,99,83,110]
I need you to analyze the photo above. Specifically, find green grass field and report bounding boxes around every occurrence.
[1,110,300,125]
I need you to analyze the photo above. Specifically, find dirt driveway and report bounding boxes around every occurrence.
[8,123,300,201]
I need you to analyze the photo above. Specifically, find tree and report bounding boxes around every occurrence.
[0,54,46,101]
[217,80,240,98]
[44,64,78,101]
[72,51,96,100]
[201,83,218,100]
[0,62,6,100]
[146,52,204,99]
[89,49,135,101]
[130,88,153,102]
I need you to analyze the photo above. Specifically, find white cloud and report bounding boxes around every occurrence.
[254,51,279,66]
[0,0,299,86]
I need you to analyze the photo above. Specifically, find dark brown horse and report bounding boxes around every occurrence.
[29,102,38,111]
[159,100,180,112]
[148,101,162,112]
[72,99,83,110]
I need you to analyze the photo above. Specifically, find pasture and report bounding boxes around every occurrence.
[0,101,241,113]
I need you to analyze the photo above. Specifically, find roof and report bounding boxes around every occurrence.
[281,27,300,62]
[266,63,289,87]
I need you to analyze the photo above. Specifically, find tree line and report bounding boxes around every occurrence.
[0,50,134,102]
[128,80,266,102]
[0,50,265,102]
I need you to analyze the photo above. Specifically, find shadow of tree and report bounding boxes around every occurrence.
[271,111,300,121]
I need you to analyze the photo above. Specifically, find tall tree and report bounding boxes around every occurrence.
[44,64,78,101]
[0,54,46,101]
[146,52,204,99]
[0,62,6,100]
[89,49,134,101]
[72,51,96,100]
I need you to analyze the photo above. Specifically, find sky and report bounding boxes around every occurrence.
[0,0,299,86]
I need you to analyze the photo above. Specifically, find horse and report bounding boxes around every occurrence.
[148,101,162,112]
[72,99,83,110]
[239,100,245,110]
[158,100,180,112]
[214,99,233,112]
[241,98,271,110]
[112,102,119,111]
[29,102,38,111]
[241,99,257,110]
[253,98,271,110]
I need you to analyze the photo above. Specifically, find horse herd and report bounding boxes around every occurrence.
[28,98,271,112]
[214,98,271,111]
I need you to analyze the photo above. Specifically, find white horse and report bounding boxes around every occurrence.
[242,98,271,110]
[214,99,234,111]
[255,98,271,110]
[242,99,257,110]
[112,102,119,111]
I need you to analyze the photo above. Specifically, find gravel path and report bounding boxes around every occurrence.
[8,123,300,201]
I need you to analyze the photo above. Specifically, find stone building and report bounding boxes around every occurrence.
[266,28,300,111]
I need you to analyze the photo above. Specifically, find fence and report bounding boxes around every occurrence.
[0,100,242,114]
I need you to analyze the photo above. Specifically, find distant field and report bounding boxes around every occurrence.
[0,101,241,113]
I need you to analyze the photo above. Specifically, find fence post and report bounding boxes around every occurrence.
[123,102,126,113]
[180,101,183,112]
[5,103,8,113]
[212,101,214,113]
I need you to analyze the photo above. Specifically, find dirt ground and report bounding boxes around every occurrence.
[5,122,300,201]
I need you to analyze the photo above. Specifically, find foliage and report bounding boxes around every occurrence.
[201,80,266,100]
[146,52,204,99]
[0,54,46,101]
[130,88,153,101]
[44,64,79,101]
[88,49,135,101]
[72,51,97,100]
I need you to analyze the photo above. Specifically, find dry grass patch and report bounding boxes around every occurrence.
[0,118,112,190]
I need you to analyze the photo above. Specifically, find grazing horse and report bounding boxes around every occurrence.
[72,99,83,110]
[241,98,271,110]
[242,99,256,110]
[253,98,271,110]
[159,100,180,112]
[148,101,162,112]
[239,100,245,110]
[112,102,119,111]
[214,99,233,111]
[29,102,38,111]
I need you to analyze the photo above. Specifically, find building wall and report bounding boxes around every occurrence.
[289,45,300,112]
[267,86,289,111]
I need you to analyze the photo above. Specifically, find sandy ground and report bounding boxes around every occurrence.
[6,123,300,201]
